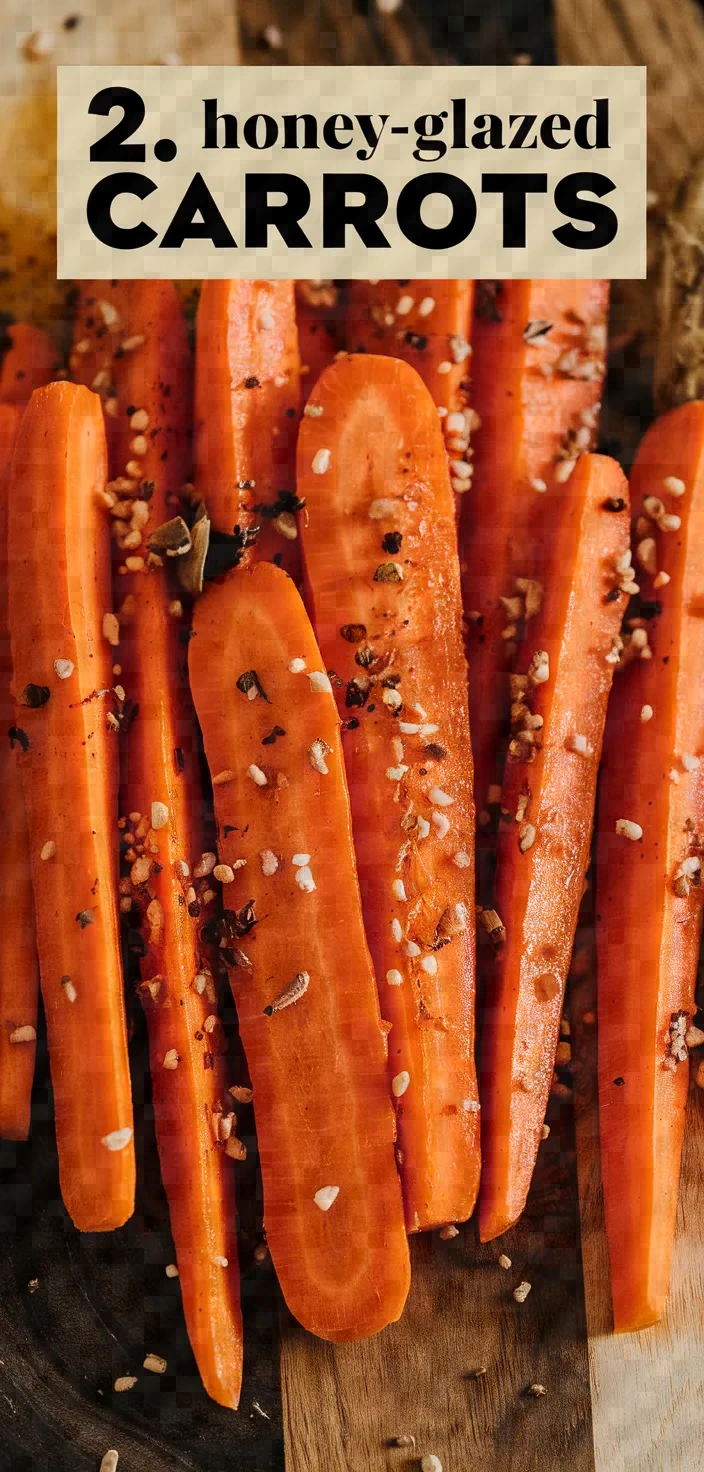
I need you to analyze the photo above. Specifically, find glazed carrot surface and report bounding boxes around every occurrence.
[72,282,243,1407]
[189,561,410,1341]
[0,322,56,405]
[8,383,134,1230]
[295,280,340,396]
[194,281,301,575]
[479,453,629,1243]
[345,280,475,500]
[298,353,480,1233]
[597,402,704,1332]
[460,281,609,845]
[0,403,37,1139]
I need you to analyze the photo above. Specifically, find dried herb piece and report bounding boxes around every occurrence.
[19,683,50,708]
[424,743,447,760]
[355,645,376,668]
[339,622,367,643]
[476,281,503,321]
[373,562,403,584]
[345,679,370,709]
[253,490,306,520]
[264,970,310,1015]
[173,745,185,772]
[523,319,553,343]
[382,531,403,555]
[244,376,260,389]
[9,726,30,751]
[146,515,192,557]
[262,724,286,745]
[603,497,626,512]
[236,669,270,702]
[604,587,621,604]
[76,908,95,928]
[404,331,427,351]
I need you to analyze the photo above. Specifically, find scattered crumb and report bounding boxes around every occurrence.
[498,1254,512,1270]
[513,1281,532,1303]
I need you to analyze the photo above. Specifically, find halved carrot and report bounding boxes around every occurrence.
[297,353,480,1233]
[0,322,56,405]
[345,280,475,498]
[189,561,410,1340]
[0,404,37,1139]
[478,453,629,1243]
[71,282,243,1407]
[8,382,134,1230]
[459,281,609,843]
[194,281,301,575]
[597,402,704,1331]
[295,281,340,397]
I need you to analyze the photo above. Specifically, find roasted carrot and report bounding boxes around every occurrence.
[8,382,134,1230]
[597,402,704,1331]
[71,282,243,1407]
[189,561,410,1340]
[478,453,629,1242]
[459,281,609,845]
[0,404,37,1139]
[345,280,475,498]
[297,353,480,1233]
[295,280,340,395]
[194,281,301,575]
[0,322,56,405]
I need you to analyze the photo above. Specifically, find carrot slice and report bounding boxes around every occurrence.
[297,353,480,1233]
[0,322,56,405]
[295,281,340,396]
[345,280,474,497]
[0,404,37,1139]
[189,561,410,1340]
[71,282,243,1406]
[478,453,629,1243]
[194,281,301,575]
[8,382,134,1230]
[459,281,609,843]
[597,402,704,1331]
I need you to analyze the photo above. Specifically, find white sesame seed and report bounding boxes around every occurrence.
[212,1254,228,1268]
[101,1127,133,1153]
[273,511,298,540]
[513,1281,532,1303]
[555,458,577,483]
[450,459,472,479]
[151,801,169,831]
[392,1070,410,1097]
[312,448,331,475]
[399,721,421,735]
[421,955,438,975]
[392,879,407,902]
[432,811,451,839]
[308,671,333,693]
[314,1185,339,1212]
[292,853,311,867]
[615,819,642,841]
[121,335,145,354]
[40,840,56,861]
[416,816,431,840]
[682,753,701,772]
[395,294,414,315]
[62,978,78,1003]
[130,435,148,457]
[452,849,471,868]
[260,850,279,876]
[418,296,436,317]
[143,1353,167,1374]
[518,824,537,853]
[428,786,453,807]
[653,570,670,589]
[295,866,316,893]
[368,498,397,519]
[102,613,120,647]
[531,477,547,493]
[386,765,408,781]
[54,658,74,680]
[213,864,235,884]
[664,476,686,496]
[437,360,452,374]
[391,918,403,942]
[386,969,404,986]
[247,764,268,786]
[9,1025,36,1044]
[640,704,654,722]
[660,512,681,532]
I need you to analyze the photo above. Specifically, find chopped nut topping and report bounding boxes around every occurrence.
[309,737,332,774]
[452,849,471,868]
[295,866,316,893]
[102,613,120,647]
[615,819,642,841]
[260,850,279,876]
[439,1224,459,1240]
[162,1049,179,1070]
[421,1456,443,1472]
[418,296,436,317]
[518,823,536,853]
[114,1376,138,1393]
[308,670,333,693]
[392,1070,410,1097]
[527,649,549,685]
[40,840,56,861]
[386,969,404,986]
[392,878,407,902]
[374,561,404,584]
[528,1384,548,1397]
[151,801,169,830]
[498,1253,512,1269]
[421,955,438,975]
[640,704,654,722]
[143,1353,167,1374]
[313,1185,339,1212]
[214,864,235,884]
[432,811,451,839]
[541,1123,550,1139]
[312,448,331,474]
[479,909,506,947]
[264,970,310,1015]
[428,785,453,807]
[9,1025,36,1044]
[406,941,421,957]
[99,1453,119,1472]
[513,1281,532,1303]
[247,763,268,786]
[54,658,74,680]
[682,753,701,772]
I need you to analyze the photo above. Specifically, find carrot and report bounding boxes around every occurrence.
[0,322,56,405]
[297,353,480,1233]
[477,453,629,1242]
[71,282,243,1407]
[295,280,340,396]
[194,281,301,576]
[459,281,609,845]
[189,561,410,1340]
[345,279,475,498]
[0,404,37,1139]
[597,402,704,1331]
[7,382,134,1230]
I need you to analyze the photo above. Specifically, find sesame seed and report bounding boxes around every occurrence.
[399,721,421,735]
[660,512,681,532]
[9,1024,36,1044]
[105,398,118,417]
[260,850,279,876]
[40,840,56,861]
[273,511,298,540]
[386,765,408,780]
[102,613,120,646]
[312,448,331,474]
[259,307,275,330]
[130,856,151,885]
[392,1071,410,1097]
[295,866,316,893]
[213,864,235,883]
[392,737,404,762]
[636,538,657,574]
[554,458,577,483]
[513,1281,532,1303]
[54,658,74,679]
[114,1376,138,1393]
[304,403,324,417]
[309,738,332,774]
[530,477,547,493]
[203,1015,218,1034]
[518,824,536,853]
[440,1224,459,1240]
[418,296,436,317]
[498,1254,512,1269]
[289,657,307,673]
[428,785,453,807]
[615,819,642,841]
[151,801,169,830]
[143,1353,167,1374]
[432,811,451,839]
[406,941,421,957]
[101,1127,133,1152]
[391,918,403,942]
[392,878,407,902]
[421,955,438,975]
[247,764,268,786]
[308,670,333,693]
[162,1049,179,1070]
[416,816,431,839]
[386,969,404,986]
[292,853,311,866]
[61,977,77,1003]
[395,294,414,315]
[130,435,147,456]
[121,335,145,354]
[194,852,217,878]
[368,498,397,519]
[437,361,452,374]
[314,1185,339,1211]
[453,849,471,868]
[664,476,686,496]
